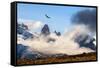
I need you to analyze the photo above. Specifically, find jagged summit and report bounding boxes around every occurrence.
[17,23,33,40]
[75,35,96,50]
[41,24,50,36]
[54,31,61,36]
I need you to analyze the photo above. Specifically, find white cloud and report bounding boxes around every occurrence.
[18,19,43,32]
[25,21,43,30]
[18,24,95,55]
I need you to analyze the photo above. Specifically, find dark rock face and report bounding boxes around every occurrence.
[86,38,96,50]
[17,44,67,60]
[41,24,50,36]
[22,31,33,40]
[54,31,61,36]
[17,44,42,59]
[17,23,33,39]
[75,35,96,50]
[17,44,29,59]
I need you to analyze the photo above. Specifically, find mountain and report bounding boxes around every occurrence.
[54,31,61,36]
[75,35,96,50]
[17,23,96,60]
[17,44,29,59]
[41,24,50,36]
[17,44,42,59]
[17,23,33,40]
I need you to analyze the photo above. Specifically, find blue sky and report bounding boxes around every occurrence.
[17,3,94,34]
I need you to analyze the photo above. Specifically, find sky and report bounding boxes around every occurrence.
[17,3,94,34]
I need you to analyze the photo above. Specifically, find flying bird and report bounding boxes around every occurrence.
[45,14,51,19]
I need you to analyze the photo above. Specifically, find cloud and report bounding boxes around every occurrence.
[25,21,43,30]
[18,24,95,55]
[18,19,43,32]
[71,9,96,32]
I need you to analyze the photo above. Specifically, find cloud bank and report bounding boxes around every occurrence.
[18,24,95,55]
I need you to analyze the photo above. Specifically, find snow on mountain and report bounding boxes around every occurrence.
[17,22,96,59]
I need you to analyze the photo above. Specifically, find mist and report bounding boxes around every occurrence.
[18,24,95,55]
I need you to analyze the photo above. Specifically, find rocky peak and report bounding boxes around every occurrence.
[17,23,33,40]
[54,31,61,36]
[41,24,50,36]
